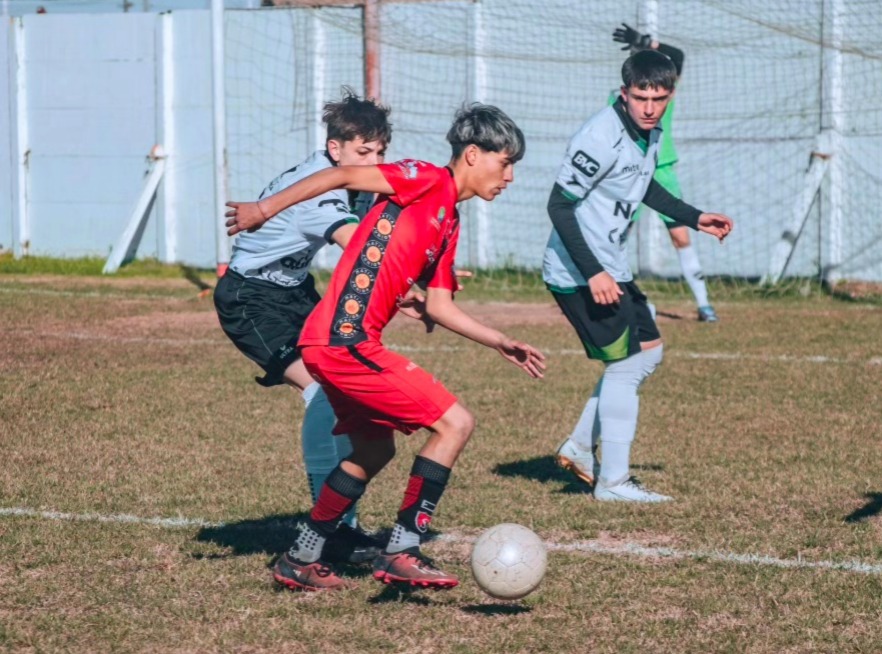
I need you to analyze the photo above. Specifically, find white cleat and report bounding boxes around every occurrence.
[555,438,597,488]
[594,476,673,503]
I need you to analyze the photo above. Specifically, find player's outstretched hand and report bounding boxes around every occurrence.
[397,290,435,333]
[225,201,270,236]
[697,213,734,242]
[496,338,546,379]
[588,270,624,305]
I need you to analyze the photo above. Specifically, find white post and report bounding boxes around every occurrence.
[210,0,230,276]
[635,0,666,277]
[821,0,844,283]
[156,12,177,263]
[309,10,332,269]
[468,0,490,269]
[11,17,29,258]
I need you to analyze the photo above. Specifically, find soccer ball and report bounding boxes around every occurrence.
[470,523,547,600]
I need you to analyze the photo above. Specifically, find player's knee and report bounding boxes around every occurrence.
[348,434,395,478]
[437,403,476,445]
[669,227,691,249]
[641,344,664,379]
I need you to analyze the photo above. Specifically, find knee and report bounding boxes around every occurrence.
[669,228,691,249]
[437,404,476,447]
[641,344,664,379]
[349,436,396,478]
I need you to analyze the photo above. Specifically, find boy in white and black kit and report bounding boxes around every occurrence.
[214,90,390,558]
[546,50,733,502]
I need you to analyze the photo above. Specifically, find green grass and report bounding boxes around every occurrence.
[2,273,882,651]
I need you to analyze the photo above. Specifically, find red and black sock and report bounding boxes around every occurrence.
[387,456,451,553]
[307,465,367,538]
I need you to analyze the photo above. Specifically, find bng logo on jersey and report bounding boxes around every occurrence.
[572,150,600,177]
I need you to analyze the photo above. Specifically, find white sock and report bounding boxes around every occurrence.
[597,346,664,485]
[676,245,710,308]
[569,379,602,451]
[301,383,357,528]
[385,523,421,554]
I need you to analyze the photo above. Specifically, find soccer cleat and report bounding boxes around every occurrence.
[697,305,719,322]
[593,476,673,503]
[555,438,597,488]
[322,523,383,564]
[372,548,459,589]
[272,552,348,591]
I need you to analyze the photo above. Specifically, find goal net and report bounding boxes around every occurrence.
[222,0,882,285]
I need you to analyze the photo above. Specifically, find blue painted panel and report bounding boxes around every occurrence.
[28,109,155,157]
[28,201,158,259]
[23,13,155,62]
[27,61,156,110]
[24,12,160,262]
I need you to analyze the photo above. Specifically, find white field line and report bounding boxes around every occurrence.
[10,330,879,366]
[3,506,882,576]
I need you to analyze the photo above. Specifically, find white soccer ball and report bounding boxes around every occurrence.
[470,523,547,600]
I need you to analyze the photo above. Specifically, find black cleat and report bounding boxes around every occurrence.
[322,523,383,564]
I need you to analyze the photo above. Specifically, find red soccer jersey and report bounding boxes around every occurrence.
[298,160,460,347]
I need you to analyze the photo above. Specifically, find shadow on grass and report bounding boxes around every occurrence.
[461,603,532,616]
[631,463,665,472]
[492,456,591,495]
[844,493,882,523]
[656,309,686,321]
[193,512,308,557]
[180,264,213,291]
[367,584,437,606]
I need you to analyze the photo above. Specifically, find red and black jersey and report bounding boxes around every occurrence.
[298,160,460,347]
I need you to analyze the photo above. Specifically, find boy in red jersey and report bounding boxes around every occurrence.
[226,104,545,591]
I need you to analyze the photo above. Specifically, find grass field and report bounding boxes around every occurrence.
[2,270,882,653]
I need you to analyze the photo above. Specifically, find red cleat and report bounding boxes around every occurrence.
[372,549,459,590]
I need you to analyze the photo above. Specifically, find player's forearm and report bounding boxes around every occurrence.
[547,184,605,279]
[257,168,349,218]
[258,166,393,219]
[642,179,701,229]
[656,43,684,76]
[425,290,506,349]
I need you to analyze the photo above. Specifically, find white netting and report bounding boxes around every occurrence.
[223,0,882,282]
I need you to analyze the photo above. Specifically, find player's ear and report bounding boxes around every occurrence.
[464,144,480,166]
[326,139,343,163]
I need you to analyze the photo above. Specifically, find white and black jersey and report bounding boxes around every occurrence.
[229,150,362,288]
[543,104,661,289]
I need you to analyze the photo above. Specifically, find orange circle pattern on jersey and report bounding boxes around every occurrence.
[376,218,393,236]
[355,273,371,290]
[366,246,382,263]
[332,205,402,342]
[344,299,361,315]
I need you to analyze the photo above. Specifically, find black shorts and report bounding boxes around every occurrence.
[214,270,321,386]
[552,281,660,362]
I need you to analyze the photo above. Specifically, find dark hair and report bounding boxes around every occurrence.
[446,103,526,163]
[323,87,392,146]
[621,49,678,91]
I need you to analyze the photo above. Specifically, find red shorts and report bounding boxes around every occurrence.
[300,341,458,440]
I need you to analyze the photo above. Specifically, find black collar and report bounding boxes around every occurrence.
[612,97,652,144]
[323,150,337,167]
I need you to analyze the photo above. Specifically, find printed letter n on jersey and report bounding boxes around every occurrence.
[572,151,600,177]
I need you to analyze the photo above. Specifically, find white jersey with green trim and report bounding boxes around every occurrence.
[229,150,361,288]
[542,105,661,287]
